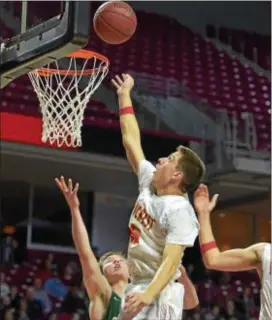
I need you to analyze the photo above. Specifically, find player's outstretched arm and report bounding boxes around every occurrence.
[55,177,111,301]
[124,204,198,316]
[177,265,199,310]
[112,74,145,175]
[145,244,184,298]
[194,184,260,271]
[124,244,184,317]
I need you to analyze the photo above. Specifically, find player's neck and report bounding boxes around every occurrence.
[111,280,128,297]
[156,186,184,197]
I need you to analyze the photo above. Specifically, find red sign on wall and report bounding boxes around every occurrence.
[0,112,77,150]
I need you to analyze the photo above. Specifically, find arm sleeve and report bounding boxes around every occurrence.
[166,205,199,247]
[138,160,156,192]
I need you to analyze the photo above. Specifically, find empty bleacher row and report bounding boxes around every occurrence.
[1,8,271,150]
[206,25,271,70]
[86,10,272,150]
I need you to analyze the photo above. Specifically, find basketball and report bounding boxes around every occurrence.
[93,1,137,45]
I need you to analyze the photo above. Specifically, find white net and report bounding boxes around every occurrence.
[28,50,109,147]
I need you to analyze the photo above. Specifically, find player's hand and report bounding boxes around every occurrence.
[178,265,187,279]
[123,291,152,317]
[111,73,134,95]
[194,184,218,215]
[177,265,189,284]
[55,176,80,210]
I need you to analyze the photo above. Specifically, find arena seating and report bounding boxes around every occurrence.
[206,25,271,70]
[0,249,80,317]
[0,75,120,127]
[1,8,271,150]
[0,247,261,319]
[88,11,271,150]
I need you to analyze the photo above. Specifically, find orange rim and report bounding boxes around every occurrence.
[36,49,110,76]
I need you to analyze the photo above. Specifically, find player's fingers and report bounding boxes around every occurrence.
[60,176,69,192]
[124,299,129,307]
[201,184,207,196]
[124,302,138,315]
[211,194,219,208]
[124,297,138,311]
[111,79,120,90]
[122,73,128,81]
[68,179,73,193]
[131,300,140,308]
[55,178,66,193]
[124,297,135,308]
[125,293,135,301]
[129,302,142,316]
[73,183,79,194]
[193,188,198,197]
[127,74,133,82]
[203,184,209,197]
[123,303,130,313]
[115,75,123,86]
[179,264,186,273]
[194,184,203,196]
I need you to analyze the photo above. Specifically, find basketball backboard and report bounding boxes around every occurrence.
[0,1,91,89]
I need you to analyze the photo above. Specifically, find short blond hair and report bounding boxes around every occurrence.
[99,251,126,270]
[177,145,205,192]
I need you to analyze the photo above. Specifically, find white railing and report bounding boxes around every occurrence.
[129,72,269,162]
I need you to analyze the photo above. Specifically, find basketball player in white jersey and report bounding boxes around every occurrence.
[194,184,271,320]
[111,74,205,319]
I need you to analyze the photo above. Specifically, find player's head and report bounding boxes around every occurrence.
[152,145,205,194]
[99,251,129,284]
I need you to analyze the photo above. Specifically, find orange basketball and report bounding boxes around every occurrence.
[93,1,137,45]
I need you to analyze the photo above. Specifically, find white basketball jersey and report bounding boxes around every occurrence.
[127,160,199,283]
[259,243,271,320]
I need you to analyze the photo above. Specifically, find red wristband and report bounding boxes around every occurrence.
[120,106,134,116]
[200,241,217,254]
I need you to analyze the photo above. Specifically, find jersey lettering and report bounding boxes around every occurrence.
[132,202,155,230]
[129,224,141,244]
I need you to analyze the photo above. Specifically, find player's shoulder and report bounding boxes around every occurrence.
[165,194,193,211]
[139,159,156,171]
[138,159,156,179]
[250,242,270,251]
[249,242,270,261]
[164,195,197,222]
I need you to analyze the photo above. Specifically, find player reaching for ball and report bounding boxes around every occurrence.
[111,73,205,319]
[55,177,130,320]
[55,177,199,320]
[194,183,271,320]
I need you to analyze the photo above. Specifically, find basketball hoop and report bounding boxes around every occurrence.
[28,49,109,147]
